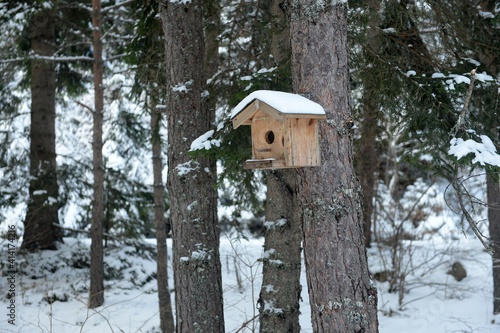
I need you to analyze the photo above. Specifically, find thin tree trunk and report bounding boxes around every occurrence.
[259,2,301,332]
[357,0,381,248]
[89,0,105,309]
[259,170,302,333]
[160,1,225,332]
[23,9,62,252]
[151,105,175,332]
[287,1,379,332]
[488,175,500,315]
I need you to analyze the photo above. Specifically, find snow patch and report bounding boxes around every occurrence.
[189,130,221,152]
[176,160,199,176]
[449,135,500,167]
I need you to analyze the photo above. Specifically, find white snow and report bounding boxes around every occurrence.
[231,90,326,118]
[1,234,500,332]
[382,27,397,34]
[406,70,417,77]
[175,160,199,176]
[478,10,495,19]
[189,129,221,152]
[475,71,495,82]
[449,135,500,167]
[33,190,47,195]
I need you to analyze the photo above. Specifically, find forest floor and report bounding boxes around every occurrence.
[0,235,499,333]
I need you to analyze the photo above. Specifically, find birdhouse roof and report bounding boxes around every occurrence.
[231,90,326,129]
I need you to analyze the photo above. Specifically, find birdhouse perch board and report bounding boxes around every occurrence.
[231,90,327,170]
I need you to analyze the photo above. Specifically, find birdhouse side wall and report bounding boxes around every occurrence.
[284,118,320,167]
[251,114,285,161]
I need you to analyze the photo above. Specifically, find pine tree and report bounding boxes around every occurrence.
[159,1,225,330]
[22,6,63,252]
[89,0,104,309]
[287,1,379,331]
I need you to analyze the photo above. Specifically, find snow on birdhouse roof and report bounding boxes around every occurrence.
[231,90,325,119]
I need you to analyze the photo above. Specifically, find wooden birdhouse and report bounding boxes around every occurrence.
[231,90,326,170]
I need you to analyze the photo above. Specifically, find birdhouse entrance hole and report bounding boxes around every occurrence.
[265,131,275,144]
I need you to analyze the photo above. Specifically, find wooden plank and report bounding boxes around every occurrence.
[251,117,285,161]
[243,159,286,169]
[232,100,258,129]
[286,118,320,167]
[243,159,320,170]
[284,113,326,120]
[256,100,286,123]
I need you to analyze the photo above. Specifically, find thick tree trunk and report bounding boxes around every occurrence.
[151,105,175,332]
[259,170,302,333]
[160,1,224,332]
[23,9,62,252]
[287,1,379,332]
[89,0,105,309]
[488,176,500,314]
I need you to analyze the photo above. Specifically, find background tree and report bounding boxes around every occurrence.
[127,0,175,329]
[287,1,379,331]
[159,0,225,331]
[89,0,104,309]
[22,6,62,252]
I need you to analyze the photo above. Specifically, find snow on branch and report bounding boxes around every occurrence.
[189,130,221,152]
[102,0,136,13]
[448,135,500,168]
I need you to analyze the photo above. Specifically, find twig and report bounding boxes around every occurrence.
[75,100,95,114]
[52,223,118,240]
[453,69,476,136]
[234,313,260,333]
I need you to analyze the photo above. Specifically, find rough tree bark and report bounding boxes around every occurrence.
[287,1,379,331]
[259,2,302,332]
[487,175,500,314]
[23,9,62,252]
[159,1,224,331]
[151,104,175,333]
[89,0,105,309]
[259,170,302,333]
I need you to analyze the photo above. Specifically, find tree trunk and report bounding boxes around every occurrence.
[151,105,175,332]
[488,175,500,314]
[160,1,225,332]
[89,0,105,309]
[259,170,302,333]
[259,2,301,332]
[287,1,379,332]
[356,0,381,249]
[23,9,62,252]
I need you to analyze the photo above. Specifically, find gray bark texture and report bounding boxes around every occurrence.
[259,2,302,332]
[287,1,379,332]
[259,170,302,333]
[487,175,500,314]
[151,107,175,333]
[23,9,62,252]
[160,1,224,331]
[89,0,105,309]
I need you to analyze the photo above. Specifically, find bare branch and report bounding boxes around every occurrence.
[453,69,476,136]
[75,101,95,114]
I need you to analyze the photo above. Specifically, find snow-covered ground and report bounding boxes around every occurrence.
[1,234,499,332]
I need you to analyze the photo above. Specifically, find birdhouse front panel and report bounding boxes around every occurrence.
[251,110,285,161]
[284,118,320,167]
